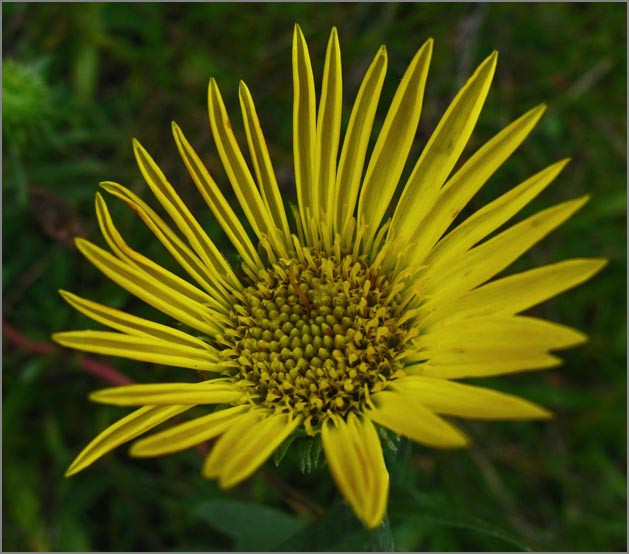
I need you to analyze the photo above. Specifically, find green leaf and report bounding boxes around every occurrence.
[391,487,531,551]
[194,500,306,551]
[277,500,394,552]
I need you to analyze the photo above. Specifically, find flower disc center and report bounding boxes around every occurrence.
[230,252,408,434]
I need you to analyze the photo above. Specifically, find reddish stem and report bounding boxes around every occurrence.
[3,317,133,385]
[78,355,134,385]
[2,318,55,356]
[3,318,210,456]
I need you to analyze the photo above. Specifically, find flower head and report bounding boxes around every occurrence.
[54,25,605,528]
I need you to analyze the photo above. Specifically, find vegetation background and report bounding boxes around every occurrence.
[3,2,626,551]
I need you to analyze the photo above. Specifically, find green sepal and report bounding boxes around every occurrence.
[378,426,400,454]
[297,434,323,474]
[273,432,298,467]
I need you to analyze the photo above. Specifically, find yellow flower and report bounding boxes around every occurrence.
[54,25,605,528]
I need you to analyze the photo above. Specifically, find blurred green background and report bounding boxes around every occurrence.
[3,2,626,551]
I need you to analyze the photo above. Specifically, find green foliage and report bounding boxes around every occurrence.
[2,59,54,149]
[195,500,306,551]
[3,2,626,551]
[273,500,395,552]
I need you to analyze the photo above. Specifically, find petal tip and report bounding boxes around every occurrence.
[208,77,219,97]
[535,407,554,420]
[64,464,81,478]
[218,474,240,490]
[558,157,572,168]
[590,257,609,274]
[363,513,386,530]
[128,441,149,458]
[201,461,218,481]
[455,431,471,448]
[88,390,107,404]
[479,50,499,72]
[65,454,90,477]
[73,237,86,252]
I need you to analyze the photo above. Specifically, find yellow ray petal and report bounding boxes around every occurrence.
[89,382,241,406]
[407,354,562,379]
[132,139,241,292]
[203,410,257,479]
[208,79,284,257]
[65,405,190,476]
[357,38,433,245]
[95,193,229,325]
[420,258,606,327]
[53,331,220,370]
[424,196,590,299]
[315,27,343,233]
[220,413,301,489]
[425,159,570,275]
[59,290,215,349]
[418,315,586,352]
[321,414,389,529]
[367,390,469,448]
[238,81,291,240]
[130,405,248,457]
[99,181,231,299]
[171,121,263,270]
[334,45,387,240]
[416,346,563,369]
[75,238,217,336]
[203,409,301,488]
[392,376,551,419]
[390,51,497,247]
[403,105,546,265]
[292,24,317,241]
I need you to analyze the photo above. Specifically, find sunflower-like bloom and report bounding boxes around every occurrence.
[54,25,605,528]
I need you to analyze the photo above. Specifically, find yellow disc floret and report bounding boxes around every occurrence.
[227,249,410,435]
